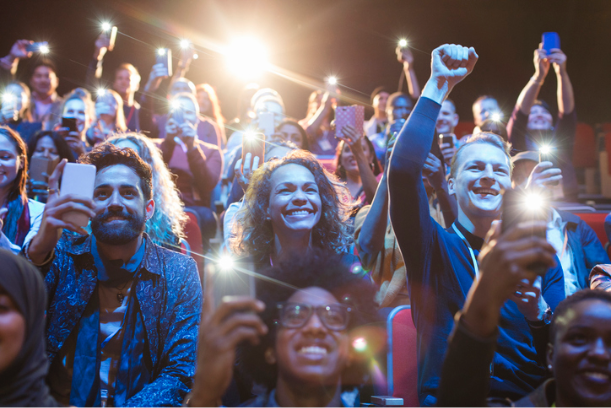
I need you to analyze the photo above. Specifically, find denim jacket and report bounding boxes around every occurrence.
[41,233,202,407]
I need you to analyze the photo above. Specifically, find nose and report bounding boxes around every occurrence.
[588,337,611,362]
[107,191,124,210]
[302,309,326,336]
[291,188,307,204]
[481,164,495,182]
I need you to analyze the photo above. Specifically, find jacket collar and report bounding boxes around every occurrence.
[554,208,581,227]
[67,233,161,276]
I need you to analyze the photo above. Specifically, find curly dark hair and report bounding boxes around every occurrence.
[277,118,310,152]
[550,289,611,341]
[230,150,352,262]
[334,135,382,182]
[78,144,153,200]
[27,131,76,164]
[239,249,377,390]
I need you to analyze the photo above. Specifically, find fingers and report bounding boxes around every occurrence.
[48,159,67,191]
[0,208,8,217]
[212,297,265,327]
[219,312,267,338]
[202,262,215,319]
[483,220,502,246]
[47,200,96,219]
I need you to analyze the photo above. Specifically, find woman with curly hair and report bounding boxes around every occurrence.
[191,250,378,407]
[107,133,187,247]
[230,149,358,269]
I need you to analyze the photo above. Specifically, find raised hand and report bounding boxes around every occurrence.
[525,161,562,190]
[422,153,446,191]
[534,46,551,81]
[9,40,33,60]
[423,44,478,103]
[338,124,364,154]
[144,63,169,93]
[396,46,414,68]
[234,152,260,192]
[548,48,567,74]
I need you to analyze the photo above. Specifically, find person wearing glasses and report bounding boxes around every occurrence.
[189,251,377,407]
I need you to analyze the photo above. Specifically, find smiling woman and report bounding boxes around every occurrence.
[230,150,355,268]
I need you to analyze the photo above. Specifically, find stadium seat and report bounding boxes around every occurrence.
[572,212,608,247]
[573,123,596,168]
[453,122,474,140]
[183,208,204,274]
[316,154,337,174]
[386,306,419,407]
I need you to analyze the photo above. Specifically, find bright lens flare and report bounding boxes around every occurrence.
[244,130,256,141]
[326,76,338,85]
[225,37,269,79]
[39,44,49,54]
[169,100,181,110]
[97,88,106,97]
[2,94,14,103]
[180,39,190,49]
[523,192,545,211]
[398,38,408,48]
[101,22,111,32]
[491,112,502,122]
[539,144,552,155]
[157,48,166,56]
[219,255,235,271]
[352,337,367,352]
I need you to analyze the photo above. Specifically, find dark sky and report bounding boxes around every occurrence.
[3,0,611,125]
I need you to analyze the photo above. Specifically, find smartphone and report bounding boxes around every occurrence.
[61,117,78,133]
[107,26,118,52]
[60,163,97,228]
[501,188,548,275]
[257,112,275,138]
[156,48,173,77]
[242,131,265,171]
[171,107,184,126]
[26,41,48,53]
[439,134,455,148]
[206,256,256,309]
[542,32,560,55]
[29,156,59,183]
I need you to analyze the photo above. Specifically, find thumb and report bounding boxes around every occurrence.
[0,208,7,218]
[466,47,479,71]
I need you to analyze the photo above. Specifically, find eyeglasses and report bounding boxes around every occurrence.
[276,302,351,331]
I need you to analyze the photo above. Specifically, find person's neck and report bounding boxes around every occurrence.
[272,231,312,264]
[373,110,386,121]
[275,376,342,407]
[96,234,143,263]
[0,188,10,208]
[33,91,54,103]
[456,209,495,238]
[121,91,134,107]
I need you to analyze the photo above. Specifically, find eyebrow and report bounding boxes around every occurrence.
[95,184,139,190]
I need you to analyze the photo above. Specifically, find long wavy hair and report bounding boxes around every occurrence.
[196,83,226,145]
[107,133,187,245]
[0,127,28,243]
[334,135,382,181]
[230,150,352,262]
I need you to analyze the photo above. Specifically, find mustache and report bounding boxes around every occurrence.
[95,210,138,223]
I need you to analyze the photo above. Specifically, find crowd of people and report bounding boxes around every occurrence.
[0,23,610,408]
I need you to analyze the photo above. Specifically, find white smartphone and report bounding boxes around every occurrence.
[206,257,256,309]
[60,163,97,227]
[258,112,275,138]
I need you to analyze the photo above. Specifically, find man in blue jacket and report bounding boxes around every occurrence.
[388,44,566,405]
[25,144,201,407]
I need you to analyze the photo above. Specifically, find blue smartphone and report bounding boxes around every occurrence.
[542,32,560,55]
[26,41,48,53]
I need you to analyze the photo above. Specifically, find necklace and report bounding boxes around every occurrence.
[113,281,131,305]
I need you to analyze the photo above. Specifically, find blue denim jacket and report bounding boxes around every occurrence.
[42,233,202,407]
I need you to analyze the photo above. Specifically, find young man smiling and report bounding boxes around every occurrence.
[24,144,201,407]
[388,44,566,405]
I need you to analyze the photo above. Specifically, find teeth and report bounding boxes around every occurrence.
[288,210,309,216]
[584,372,610,380]
[299,346,327,355]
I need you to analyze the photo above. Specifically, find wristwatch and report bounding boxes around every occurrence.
[527,306,552,328]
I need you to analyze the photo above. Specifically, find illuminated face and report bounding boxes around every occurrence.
[63,99,88,133]
[528,104,554,132]
[0,284,26,373]
[273,287,350,386]
[196,89,212,115]
[373,92,389,115]
[4,84,28,115]
[436,100,459,134]
[278,123,304,149]
[113,69,139,96]
[95,94,118,119]
[0,134,23,190]
[174,97,199,126]
[29,66,58,96]
[255,100,284,128]
[267,164,322,239]
[550,299,611,406]
[32,135,59,161]
[472,98,500,127]
[170,80,195,97]
[340,139,373,175]
[448,143,511,219]
[386,96,412,123]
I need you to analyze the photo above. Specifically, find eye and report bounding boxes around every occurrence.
[94,190,108,199]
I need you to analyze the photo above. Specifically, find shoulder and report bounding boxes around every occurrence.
[27,199,45,218]
[147,242,200,282]
[196,139,221,155]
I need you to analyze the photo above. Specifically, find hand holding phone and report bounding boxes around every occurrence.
[60,163,97,228]
[61,117,78,133]
[541,32,560,55]
[156,48,173,77]
[25,41,48,53]
[241,131,265,173]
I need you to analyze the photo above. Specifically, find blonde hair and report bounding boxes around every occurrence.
[450,132,513,178]
[96,89,127,131]
[107,133,187,245]
[196,83,226,145]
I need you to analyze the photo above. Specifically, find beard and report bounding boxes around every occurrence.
[91,208,146,245]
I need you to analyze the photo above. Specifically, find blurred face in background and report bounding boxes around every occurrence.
[113,69,140,97]
[528,105,554,132]
[278,123,304,149]
[30,66,58,97]
[472,98,500,127]
[386,96,412,124]
[373,92,389,117]
[196,89,212,116]
[32,135,60,161]
[436,100,459,134]
[63,99,88,133]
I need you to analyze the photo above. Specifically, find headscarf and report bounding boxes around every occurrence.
[0,249,59,406]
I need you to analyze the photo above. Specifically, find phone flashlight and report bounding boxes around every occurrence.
[218,254,235,271]
[180,39,190,49]
[539,144,554,163]
[327,76,338,85]
[97,88,106,97]
[398,38,408,48]
[39,44,49,54]
[2,93,14,104]
[157,48,167,56]
[244,130,256,141]
[523,192,546,212]
[101,22,111,32]
[491,112,502,122]
[352,337,368,352]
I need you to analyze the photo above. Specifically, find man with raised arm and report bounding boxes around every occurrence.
[388,44,566,405]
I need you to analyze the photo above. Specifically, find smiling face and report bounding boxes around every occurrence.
[274,287,350,386]
[472,98,500,127]
[528,104,554,132]
[113,68,139,97]
[373,92,389,115]
[0,284,25,374]
[30,65,58,97]
[340,139,373,175]
[267,164,322,240]
[63,99,88,134]
[0,134,22,190]
[436,100,459,134]
[448,142,511,220]
[551,299,611,407]
[386,96,412,123]
[90,164,154,245]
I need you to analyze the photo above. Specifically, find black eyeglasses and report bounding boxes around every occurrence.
[276,302,351,331]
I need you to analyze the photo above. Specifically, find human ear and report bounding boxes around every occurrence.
[447,177,456,196]
[264,347,277,365]
[145,199,155,221]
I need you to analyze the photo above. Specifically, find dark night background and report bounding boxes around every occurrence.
[2,0,610,125]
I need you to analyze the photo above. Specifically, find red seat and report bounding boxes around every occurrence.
[183,209,204,273]
[387,306,419,407]
[600,123,611,133]
[573,123,596,168]
[572,212,608,246]
[454,122,474,140]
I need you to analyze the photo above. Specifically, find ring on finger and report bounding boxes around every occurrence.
[49,188,59,195]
